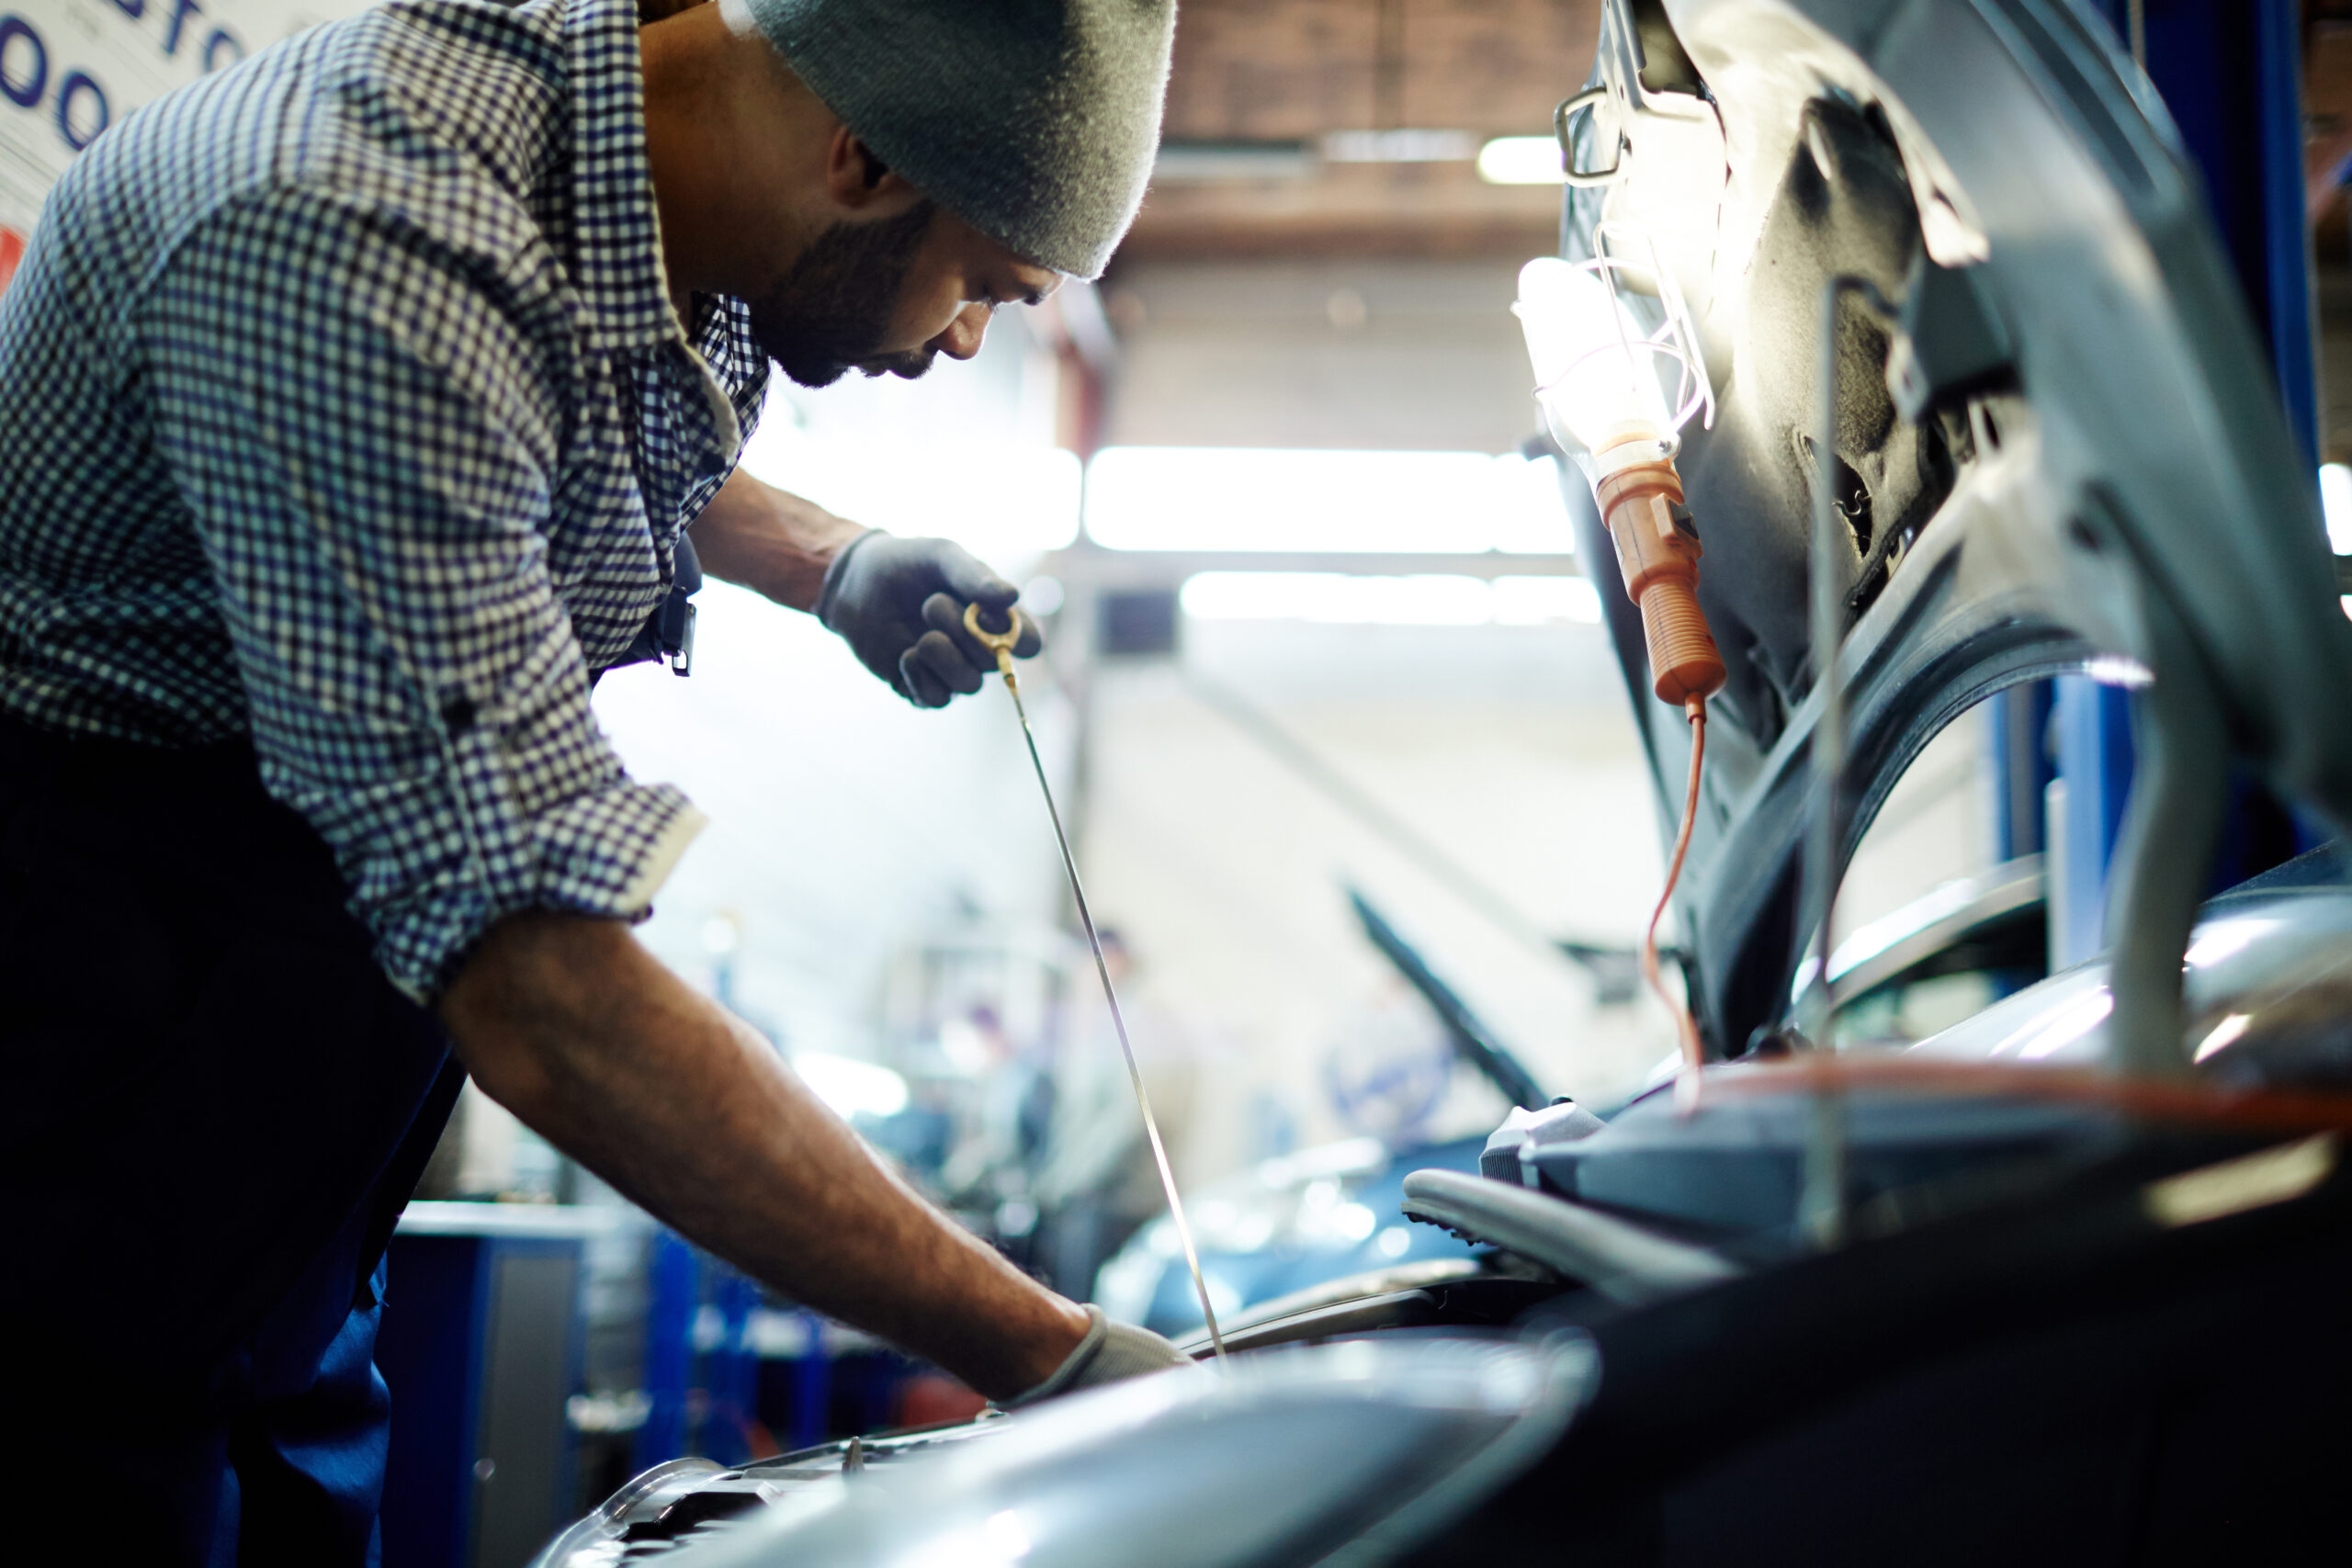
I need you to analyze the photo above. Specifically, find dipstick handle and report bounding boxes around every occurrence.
[963,602,1024,688]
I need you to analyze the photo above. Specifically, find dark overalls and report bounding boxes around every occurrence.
[0,552,700,1565]
[0,0,742,1550]
[0,717,461,1562]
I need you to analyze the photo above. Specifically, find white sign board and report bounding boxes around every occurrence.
[0,0,366,289]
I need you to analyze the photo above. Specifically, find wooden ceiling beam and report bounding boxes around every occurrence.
[1136,0,1601,261]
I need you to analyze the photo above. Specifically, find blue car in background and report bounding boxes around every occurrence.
[1091,1132,1489,1338]
[1094,886,1576,1338]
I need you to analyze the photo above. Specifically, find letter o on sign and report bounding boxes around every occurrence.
[0,17,48,110]
[56,69,106,150]
[201,28,243,73]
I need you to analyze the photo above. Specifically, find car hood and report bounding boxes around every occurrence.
[1558,0,2352,1057]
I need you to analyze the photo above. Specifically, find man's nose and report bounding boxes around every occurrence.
[933,303,991,361]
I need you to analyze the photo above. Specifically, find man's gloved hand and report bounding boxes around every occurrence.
[1001,1304,1191,1408]
[817,530,1044,707]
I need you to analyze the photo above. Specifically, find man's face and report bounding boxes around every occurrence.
[745,200,1064,389]
[745,201,937,388]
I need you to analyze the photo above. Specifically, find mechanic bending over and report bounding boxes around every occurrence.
[0,0,1184,1556]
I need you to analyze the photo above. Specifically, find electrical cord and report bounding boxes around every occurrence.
[1645,695,1709,1104]
[1716,1054,2352,1136]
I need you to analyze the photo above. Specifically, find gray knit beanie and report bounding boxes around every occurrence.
[735,0,1175,280]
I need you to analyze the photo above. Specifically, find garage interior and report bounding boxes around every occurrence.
[6,0,2352,1563]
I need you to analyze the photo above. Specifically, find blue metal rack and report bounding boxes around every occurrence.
[379,1207,598,1568]
[2016,0,2324,955]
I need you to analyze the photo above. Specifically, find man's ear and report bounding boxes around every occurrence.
[822,125,922,211]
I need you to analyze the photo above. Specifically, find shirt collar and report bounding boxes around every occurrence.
[561,0,682,355]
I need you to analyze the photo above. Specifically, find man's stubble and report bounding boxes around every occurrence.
[747,200,940,389]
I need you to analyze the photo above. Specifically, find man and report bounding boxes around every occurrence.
[0,0,1183,1558]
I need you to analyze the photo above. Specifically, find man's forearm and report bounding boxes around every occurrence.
[690,468,867,611]
[440,911,1090,1400]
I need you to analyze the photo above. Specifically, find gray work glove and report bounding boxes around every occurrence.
[1001,1305,1191,1408]
[816,530,1043,707]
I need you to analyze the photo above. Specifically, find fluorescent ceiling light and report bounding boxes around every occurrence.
[1477,135,1567,185]
[1184,573,1491,624]
[1181,571,1599,626]
[741,427,1080,556]
[1493,574,1602,623]
[1154,140,1316,181]
[792,1051,910,1119]
[2323,463,2352,553]
[1322,129,1477,163]
[1084,446,1575,554]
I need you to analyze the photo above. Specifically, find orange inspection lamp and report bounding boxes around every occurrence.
[1588,433,1724,1093]
[1590,434,1727,710]
[1516,245,1726,1087]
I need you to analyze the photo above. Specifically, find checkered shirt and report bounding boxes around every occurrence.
[0,0,767,998]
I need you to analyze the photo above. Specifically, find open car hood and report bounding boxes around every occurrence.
[1560,0,2352,1059]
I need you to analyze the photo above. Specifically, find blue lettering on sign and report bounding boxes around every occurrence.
[162,0,202,56]
[2,5,248,161]
[55,68,104,150]
[0,16,47,110]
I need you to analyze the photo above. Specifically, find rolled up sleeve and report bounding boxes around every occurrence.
[137,188,701,998]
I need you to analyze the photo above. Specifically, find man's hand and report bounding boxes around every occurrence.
[685,471,1042,705]
[441,912,1091,1400]
[1002,1306,1192,1408]
[817,531,1044,706]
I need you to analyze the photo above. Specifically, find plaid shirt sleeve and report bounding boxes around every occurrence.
[134,186,704,999]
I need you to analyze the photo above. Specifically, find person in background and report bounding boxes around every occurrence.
[942,1004,1055,1198]
[1035,930,1204,1300]
[0,0,1186,1558]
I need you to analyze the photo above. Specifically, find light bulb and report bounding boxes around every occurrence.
[1515,255,1677,457]
[1514,245,1724,710]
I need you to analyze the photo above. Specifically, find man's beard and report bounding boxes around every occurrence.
[747,201,939,389]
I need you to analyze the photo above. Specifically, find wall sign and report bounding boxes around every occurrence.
[0,0,365,290]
